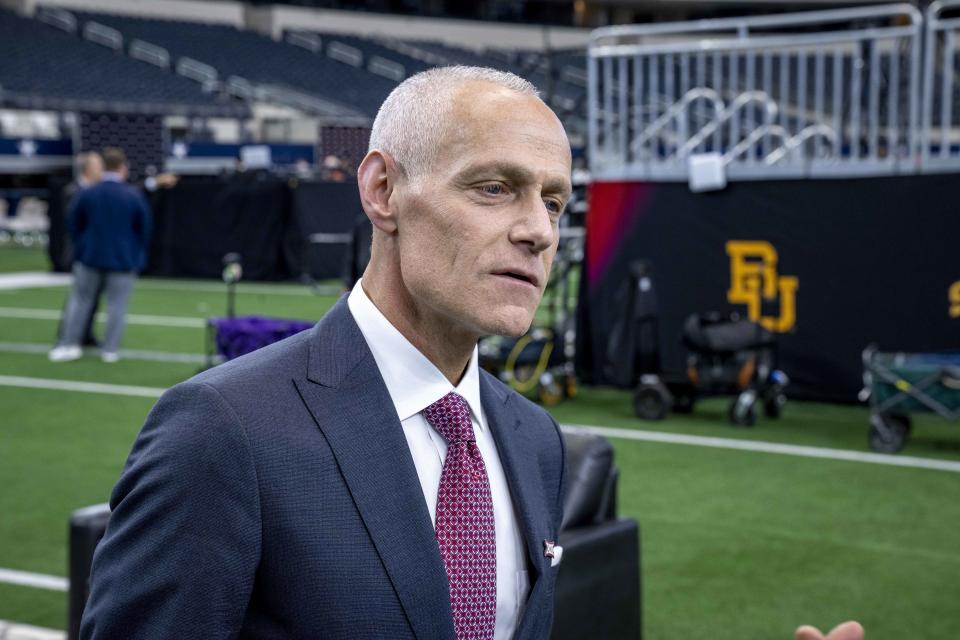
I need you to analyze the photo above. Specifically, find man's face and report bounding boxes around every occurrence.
[393,83,572,338]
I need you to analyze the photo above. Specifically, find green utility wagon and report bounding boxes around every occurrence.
[861,346,960,453]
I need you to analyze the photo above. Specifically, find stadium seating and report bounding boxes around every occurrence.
[0,8,245,117]
[291,30,434,76]
[399,39,586,111]
[70,11,399,117]
[1,6,589,122]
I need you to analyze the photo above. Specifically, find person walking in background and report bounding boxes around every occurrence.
[49,148,152,363]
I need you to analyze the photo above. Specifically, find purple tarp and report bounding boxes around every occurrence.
[209,316,314,361]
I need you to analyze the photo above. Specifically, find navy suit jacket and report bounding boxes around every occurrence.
[81,297,566,639]
[69,179,152,272]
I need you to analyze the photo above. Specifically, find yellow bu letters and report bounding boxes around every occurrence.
[726,241,799,333]
[950,281,960,318]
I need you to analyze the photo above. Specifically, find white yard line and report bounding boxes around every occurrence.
[0,273,71,290]
[0,568,67,592]
[2,372,958,473]
[0,376,163,398]
[0,619,65,640]
[561,424,960,473]
[0,307,204,327]
[0,341,208,364]
[138,279,337,296]
[0,271,340,296]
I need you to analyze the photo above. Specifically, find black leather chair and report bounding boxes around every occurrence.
[67,432,641,639]
[67,503,111,640]
[553,430,642,640]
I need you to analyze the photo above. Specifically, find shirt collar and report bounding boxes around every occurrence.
[102,172,124,182]
[347,279,484,427]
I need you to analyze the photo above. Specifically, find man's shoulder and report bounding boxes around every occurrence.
[178,325,316,405]
[95,180,142,199]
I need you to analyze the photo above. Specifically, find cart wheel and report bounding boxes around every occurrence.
[763,392,787,419]
[634,385,670,420]
[728,392,757,427]
[538,378,565,406]
[672,390,696,414]
[868,412,912,454]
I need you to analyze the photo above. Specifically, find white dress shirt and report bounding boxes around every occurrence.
[348,280,529,640]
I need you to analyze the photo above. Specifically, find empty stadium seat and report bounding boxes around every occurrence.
[0,8,245,116]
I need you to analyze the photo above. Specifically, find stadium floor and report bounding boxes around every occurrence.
[1,245,959,638]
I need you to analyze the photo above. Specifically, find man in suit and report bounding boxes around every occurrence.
[80,66,862,640]
[81,66,568,639]
[49,147,152,364]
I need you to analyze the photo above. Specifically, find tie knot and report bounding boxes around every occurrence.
[423,392,474,445]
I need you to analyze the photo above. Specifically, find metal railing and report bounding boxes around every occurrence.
[176,57,218,86]
[286,31,323,54]
[327,41,363,67]
[588,4,925,183]
[368,55,406,82]
[82,21,123,51]
[36,7,76,34]
[129,39,170,69]
[922,0,960,171]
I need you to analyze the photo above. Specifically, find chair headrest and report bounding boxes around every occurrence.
[561,430,614,530]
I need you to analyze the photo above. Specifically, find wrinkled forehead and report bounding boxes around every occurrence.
[437,84,571,174]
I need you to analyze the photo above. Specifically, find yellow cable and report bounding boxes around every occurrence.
[506,334,554,393]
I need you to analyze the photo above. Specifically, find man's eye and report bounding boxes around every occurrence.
[544,199,564,214]
[478,183,506,196]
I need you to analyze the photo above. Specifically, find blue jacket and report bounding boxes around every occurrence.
[68,178,152,272]
[80,297,567,639]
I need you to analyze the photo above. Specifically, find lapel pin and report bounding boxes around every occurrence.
[543,540,556,558]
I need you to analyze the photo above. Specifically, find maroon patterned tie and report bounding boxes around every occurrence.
[423,392,497,640]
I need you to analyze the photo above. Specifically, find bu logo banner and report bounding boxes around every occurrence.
[726,241,799,333]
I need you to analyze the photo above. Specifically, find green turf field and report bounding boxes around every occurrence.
[1,244,959,638]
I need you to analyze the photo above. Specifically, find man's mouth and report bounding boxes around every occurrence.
[493,270,540,288]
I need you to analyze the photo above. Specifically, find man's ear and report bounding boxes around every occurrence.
[357,150,400,235]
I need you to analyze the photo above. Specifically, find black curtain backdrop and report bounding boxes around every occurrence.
[135,174,361,281]
[50,174,363,281]
[577,174,960,402]
[288,181,366,281]
[147,173,290,280]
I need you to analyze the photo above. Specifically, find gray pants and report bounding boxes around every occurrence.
[61,263,137,353]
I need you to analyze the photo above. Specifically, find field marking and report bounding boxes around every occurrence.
[2,373,958,472]
[0,271,342,297]
[0,376,163,398]
[0,618,66,640]
[562,424,960,473]
[0,568,67,592]
[138,279,342,297]
[0,273,70,290]
[0,341,209,364]
[0,306,205,327]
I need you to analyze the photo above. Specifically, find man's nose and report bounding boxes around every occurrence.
[509,194,556,254]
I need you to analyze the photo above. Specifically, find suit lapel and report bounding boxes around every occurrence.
[480,374,552,613]
[294,299,455,640]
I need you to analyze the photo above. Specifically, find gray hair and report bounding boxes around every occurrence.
[367,66,539,178]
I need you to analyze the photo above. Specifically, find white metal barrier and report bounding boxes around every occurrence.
[922,0,960,171]
[588,4,926,184]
